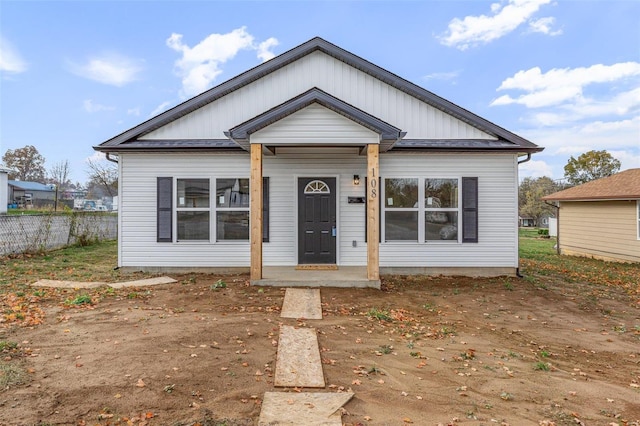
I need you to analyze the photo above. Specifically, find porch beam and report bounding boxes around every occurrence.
[366,144,380,281]
[250,143,263,280]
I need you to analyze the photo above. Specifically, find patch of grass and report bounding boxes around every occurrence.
[366,308,392,322]
[210,279,227,290]
[0,362,28,388]
[540,350,551,358]
[0,341,19,352]
[502,279,514,291]
[367,365,383,374]
[534,361,550,371]
[422,302,436,312]
[378,345,393,354]
[66,294,93,306]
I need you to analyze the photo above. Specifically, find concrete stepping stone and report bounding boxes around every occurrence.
[275,325,325,388]
[258,391,353,425]
[281,288,322,320]
[31,276,176,289]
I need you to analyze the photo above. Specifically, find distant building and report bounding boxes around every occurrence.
[7,180,56,208]
[0,166,10,214]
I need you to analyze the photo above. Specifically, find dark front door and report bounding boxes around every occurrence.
[298,177,336,264]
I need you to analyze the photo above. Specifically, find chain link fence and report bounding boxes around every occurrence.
[0,212,117,256]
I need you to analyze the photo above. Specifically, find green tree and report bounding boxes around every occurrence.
[519,176,560,226]
[2,145,46,181]
[564,150,621,186]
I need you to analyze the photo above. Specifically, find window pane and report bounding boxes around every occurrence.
[426,211,458,241]
[385,178,418,208]
[177,211,210,240]
[217,178,250,208]
[425,179,458,208]
[177,179,209,208]
[217,211,250,240]
[385,211,418,241]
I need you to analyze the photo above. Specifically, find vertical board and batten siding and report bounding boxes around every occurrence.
[140,51,495,141]
[379,153,519,268]
[118,152,519,268]
[559,201,640,262]
[252,104,379,145]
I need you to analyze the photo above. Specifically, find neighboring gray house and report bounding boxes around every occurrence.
[8,180,55,208]
[94,37,543,286]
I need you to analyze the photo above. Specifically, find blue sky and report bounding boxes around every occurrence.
[1,0,638,184]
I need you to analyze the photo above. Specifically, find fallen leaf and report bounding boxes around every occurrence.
[136,378,145,387]
[403,418,413,424]
[364,416,372,421]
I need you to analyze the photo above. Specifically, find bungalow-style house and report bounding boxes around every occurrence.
[94,37,542,286]
[543,168,640,263]
[7,180,55,208]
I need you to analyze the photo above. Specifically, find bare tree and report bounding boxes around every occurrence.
[86,155,118,198]
[48,159,72,194]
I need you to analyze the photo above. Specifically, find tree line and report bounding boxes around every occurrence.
[2,145,118,200]
[519,150,621,226]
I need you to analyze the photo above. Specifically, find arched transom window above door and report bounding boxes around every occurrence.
[304,180,331,194]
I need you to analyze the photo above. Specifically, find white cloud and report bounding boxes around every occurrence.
[70,52,142,86]
[492,62,640,108]
[528,17,562,36]
[257,37,279,62]
[127,107,141,116]
[83,99,115,113]
[423,70,461,82]
[167,27,278,98]
[439,0,553,50]
[0,35,27,73]
[148,101,172,118]
[518,159,554,179]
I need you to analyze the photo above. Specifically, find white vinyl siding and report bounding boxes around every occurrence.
[141,51,495,141]
[252,104,379,146]
[118,151,519,269]
[380,153,518,268]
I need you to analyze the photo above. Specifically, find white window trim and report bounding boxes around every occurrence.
[172,176,251,244]
[382,176,461,244]
[637,200,640,240]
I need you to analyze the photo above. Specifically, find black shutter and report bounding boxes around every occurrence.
[262,177,269,242]
[157,177,173,242]
[462,177,478,243]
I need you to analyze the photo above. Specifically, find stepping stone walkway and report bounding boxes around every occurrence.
[281,288,323,320]
[258,288,353,425]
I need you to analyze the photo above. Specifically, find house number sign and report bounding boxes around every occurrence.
[369,167,377,199]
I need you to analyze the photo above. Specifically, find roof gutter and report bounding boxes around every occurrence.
[517,153,531,164]
[106,153,119,164]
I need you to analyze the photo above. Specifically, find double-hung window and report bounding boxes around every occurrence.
[383,177,473,243]
[176,179,210,241]
[216,178,250,241]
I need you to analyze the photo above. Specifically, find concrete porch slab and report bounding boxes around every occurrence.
[254,266,380,289]
[258,392,354,425]
[281,288,323,320]
[275,325,325,388]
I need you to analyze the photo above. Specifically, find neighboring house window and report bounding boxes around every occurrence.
[177,179,210,241]
[216,178,250,241]
[382,177,477,243]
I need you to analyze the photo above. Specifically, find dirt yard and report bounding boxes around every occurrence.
[1,273,639,426]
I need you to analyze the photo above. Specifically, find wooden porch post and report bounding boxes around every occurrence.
[250,144,263,280]
[367,144,380,281]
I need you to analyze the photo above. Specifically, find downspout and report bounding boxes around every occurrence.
[106,153,119,164]
[516,153,532,278]
[544,201,560,254]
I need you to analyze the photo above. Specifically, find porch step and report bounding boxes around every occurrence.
[253,278,380,289]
